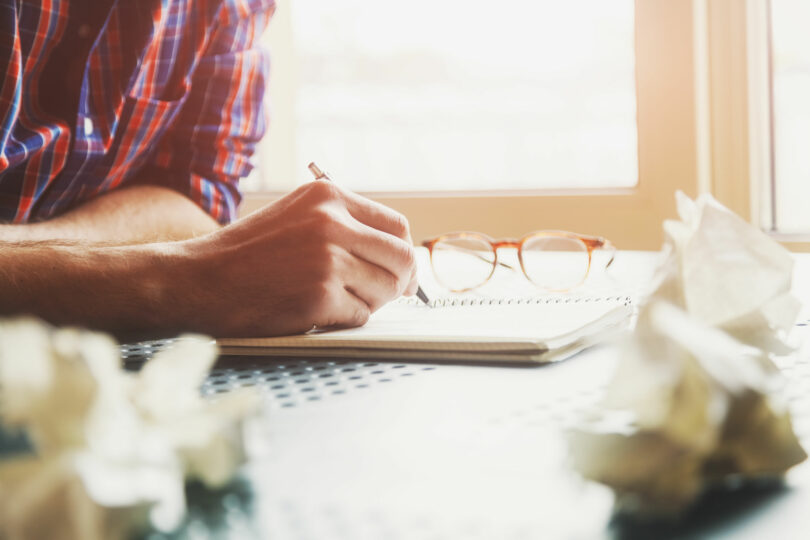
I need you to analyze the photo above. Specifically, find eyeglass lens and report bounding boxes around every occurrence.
[430,235,495,291]
[520,235,590,290]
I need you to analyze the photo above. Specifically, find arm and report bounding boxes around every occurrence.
[1,2,273,244]
[0,182,419,340]
[0,2,273,244]
[0,241,186,340]
[0,4,416,337]
[0,185,220,243]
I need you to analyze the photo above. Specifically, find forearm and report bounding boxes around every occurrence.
[0,185,221,244]
[0,242,192,340]
[0,182,420,340]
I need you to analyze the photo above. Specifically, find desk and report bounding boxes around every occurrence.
[129,251,810,539]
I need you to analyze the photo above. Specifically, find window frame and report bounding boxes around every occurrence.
[245,1,713,250]
[704,0,766,228]
[698,0,810,251]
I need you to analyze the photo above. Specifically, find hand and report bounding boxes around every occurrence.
[181,181,419,337]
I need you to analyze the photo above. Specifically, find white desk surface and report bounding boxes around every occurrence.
[209,251,810,539]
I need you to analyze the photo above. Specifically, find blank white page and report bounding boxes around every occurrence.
[219,296,632,351]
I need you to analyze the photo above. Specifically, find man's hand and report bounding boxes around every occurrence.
[178,181,419,337]
[0,182,419,339]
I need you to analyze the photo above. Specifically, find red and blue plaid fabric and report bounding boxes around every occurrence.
[0,0,274,224]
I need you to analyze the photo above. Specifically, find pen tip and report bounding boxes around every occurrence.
[416,286,431,307]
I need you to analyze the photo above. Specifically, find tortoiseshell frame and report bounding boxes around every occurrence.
[421,230,616,293]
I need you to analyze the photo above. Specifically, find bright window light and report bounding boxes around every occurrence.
[771,0,810,233]
[256,0,637,193]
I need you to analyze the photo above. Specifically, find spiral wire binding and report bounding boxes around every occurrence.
[399,295,634,308]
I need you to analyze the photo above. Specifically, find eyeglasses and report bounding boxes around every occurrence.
[421,231,616,293]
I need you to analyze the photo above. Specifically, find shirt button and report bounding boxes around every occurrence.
[83,117,94,136]
[78,24,91,39]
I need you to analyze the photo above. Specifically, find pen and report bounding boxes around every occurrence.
[307,162,432,307]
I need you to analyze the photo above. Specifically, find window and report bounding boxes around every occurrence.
[246,2,706,249]
[264,0,636,193]
[696,0,810,250]
[771,0,810,234]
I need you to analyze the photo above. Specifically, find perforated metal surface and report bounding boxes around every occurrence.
[120,330,810,426]
[248,326,810,540]
[202,360,437,409]
[120,340,438,408]
[118,326,810,539]
[100,254,810,538]
[488,332,810,444]
[120,339,175,364]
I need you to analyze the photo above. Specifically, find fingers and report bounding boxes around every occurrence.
[399,263,419,298]
[289,240,406,332]
[342,198,420,297]
[226,181,421,335]
[299,181,419,298]
[305,243,411,330]
[311,286,371,331]
[340,249,405,313]
[341,191,412,243]
[345,221,417,297]
[300,180,413,243]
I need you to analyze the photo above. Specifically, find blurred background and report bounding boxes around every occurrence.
[772,0,810,234]
[241,0,810,248]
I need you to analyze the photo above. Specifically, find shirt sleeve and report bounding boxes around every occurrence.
[139,0,275,225]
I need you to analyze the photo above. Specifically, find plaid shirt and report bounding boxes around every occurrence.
[0,0,274,224]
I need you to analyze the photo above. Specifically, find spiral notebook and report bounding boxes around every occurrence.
[217,295,634,364]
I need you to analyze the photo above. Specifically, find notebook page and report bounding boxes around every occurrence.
[217,248,637,360]
[219,296,632,350]
[323,297,624,338]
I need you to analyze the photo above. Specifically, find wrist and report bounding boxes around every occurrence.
[128,241,201,337]
[151,236,219,336]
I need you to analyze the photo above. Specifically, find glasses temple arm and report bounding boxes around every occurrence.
[600,239,617,269]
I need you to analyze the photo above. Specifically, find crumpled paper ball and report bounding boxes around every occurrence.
[0,318,260,540]
[653,191,800,353]
[568,192,807,516]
